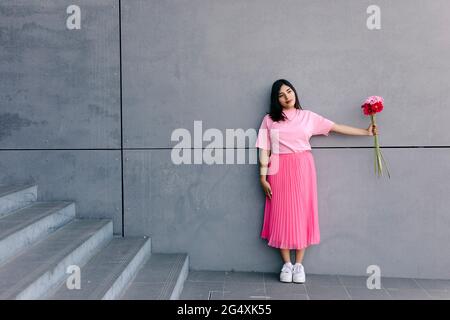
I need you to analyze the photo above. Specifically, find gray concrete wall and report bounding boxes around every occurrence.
[0,1,122,233]
[1,0,450,279]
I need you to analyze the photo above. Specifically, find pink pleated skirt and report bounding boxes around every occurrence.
[260,150,321,249]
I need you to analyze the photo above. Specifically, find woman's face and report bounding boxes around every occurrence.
[278,84,296,109]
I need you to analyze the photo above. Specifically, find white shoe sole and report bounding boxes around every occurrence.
[280,275,293,283]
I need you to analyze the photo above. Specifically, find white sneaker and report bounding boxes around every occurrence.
[279,262,293,283]
[292,263,306,283]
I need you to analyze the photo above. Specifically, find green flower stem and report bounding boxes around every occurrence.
[370,114,390,178]
[374,142,377,175]
[375,134,383,176]
[379,149,391,178]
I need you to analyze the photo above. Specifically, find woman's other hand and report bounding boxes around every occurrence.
[260,179,273,200]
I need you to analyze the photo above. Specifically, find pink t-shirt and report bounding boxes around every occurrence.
[255,108,335,154]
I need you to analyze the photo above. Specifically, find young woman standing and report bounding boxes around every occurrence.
[255,79,378,283]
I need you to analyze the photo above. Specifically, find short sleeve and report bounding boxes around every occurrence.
[255,115,271,150]
[309,111,335,136]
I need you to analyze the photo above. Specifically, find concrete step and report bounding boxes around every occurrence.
[0,219,112,300]
[119,253,189,300]
[0,184,37,218]
[0,201,75,266]
[48,236,152,300]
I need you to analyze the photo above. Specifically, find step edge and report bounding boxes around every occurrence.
[155,253,189,300]
[3,220,113,300]
[0,203,76,266]
[102,237,152,300]
[169,254,189,300]
[48,236,152,300]
[0,202,76,240]
[0,184,37,198]
[0,185,38,218]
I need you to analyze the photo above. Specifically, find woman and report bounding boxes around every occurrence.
[255,79,378,283]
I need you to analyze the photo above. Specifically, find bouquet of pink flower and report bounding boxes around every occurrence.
[361,96,390,178]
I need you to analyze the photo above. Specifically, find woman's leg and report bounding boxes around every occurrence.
[295,249,305,264]
[280,249,291,263]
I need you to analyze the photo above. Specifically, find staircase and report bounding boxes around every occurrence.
[0,184,189,300]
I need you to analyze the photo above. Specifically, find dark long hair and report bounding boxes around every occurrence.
[267,79,303,122]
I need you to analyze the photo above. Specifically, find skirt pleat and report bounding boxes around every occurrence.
[260,150,320,249]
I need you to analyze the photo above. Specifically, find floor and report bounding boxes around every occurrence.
[180,270,450,300]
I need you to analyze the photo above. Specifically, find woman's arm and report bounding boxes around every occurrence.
[258,148,271,181]
[258,148,273,199]
[330,123,374,136]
